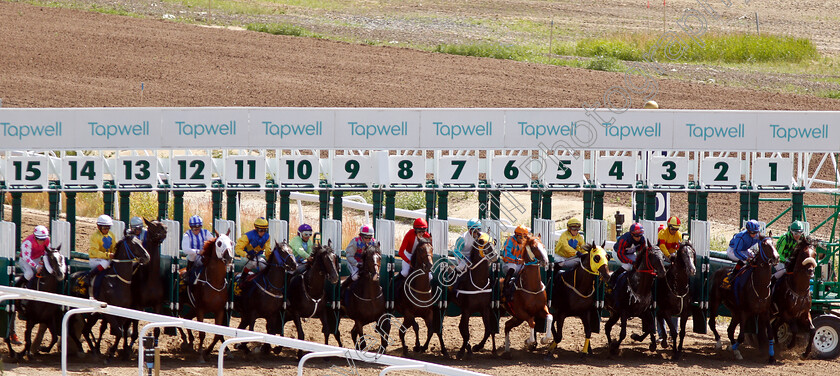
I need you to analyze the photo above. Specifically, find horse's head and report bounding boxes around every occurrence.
[270,241,297,272]
[635,240,666,277]
[42,244,67,281]
[676,240,697,277]
[412,237,434,273]
[754,235,779,267]
[144,218,168,246]
[314,239,340,285]
[211,233,234,264]
[581,242,610,282]
[792,237,818,278]
[362,242,382,282]
[116,234,151,266]
[472,233,497,263]
[522,235,549,267]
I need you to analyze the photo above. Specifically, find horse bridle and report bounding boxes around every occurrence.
[109,239,146,284]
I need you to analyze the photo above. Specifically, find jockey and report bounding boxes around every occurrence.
[345,224,376,281]
[289,223,315,264]
[721,219,762,289]
[235,217,272,277]
[18,225,51,286]
[128,216,147,245]
[452,218,483,274]
[397,218,432,278]
[502,225,532,296]
[657,216,682,259]
[89,215,116,278]
[608,223,646,287]
[554,218,585,270]
[181,215,213,283]
[773,220,805,280]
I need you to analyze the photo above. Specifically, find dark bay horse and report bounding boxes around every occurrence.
[772,237,818,358]
[604,240,666,356]
[179,232,234,362]
[234,241,296,355]
[709,235,778,362]
[549,243,610,356]
[68,234,150,360]
[502,235,553,355]
[394,237,447,357]
[285,240,340,359]
[451,233,498,359]
[129,218,168,345]
[631,241,696,360]
[341,243,390,352]
[8,244,71,360]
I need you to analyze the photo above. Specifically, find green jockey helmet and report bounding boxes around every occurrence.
[790,221,805,233]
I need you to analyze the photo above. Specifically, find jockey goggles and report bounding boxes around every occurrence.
[301,231,313,237]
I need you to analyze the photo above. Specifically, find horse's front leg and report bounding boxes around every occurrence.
[605,313,619,354]
[803,316,816,359]
[202,313,227,362]
[761,313,775,364]
[503,317,523,355]
[540,309,554,345]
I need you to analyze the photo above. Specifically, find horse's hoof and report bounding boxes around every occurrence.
[272,345,283,354]
[180,342,193,352]
[413,345,423,353]
[540,337,553,345]
[714,341,722,350]
[528,343,537,352]
[456,349,465,360]
[768,356,777,364]
[649,343,657,352]
[733,349,743,360]
[501,351,512,359]
[672,351,681,361]
[660,339,669,349]
[630,333,644,342]
[609,344,620,356]
[440,350,450,359]
[472,344,485,352]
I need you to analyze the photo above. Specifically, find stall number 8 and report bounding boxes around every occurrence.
[397,160,414,180]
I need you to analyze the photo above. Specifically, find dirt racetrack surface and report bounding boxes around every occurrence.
[2,0,840,374]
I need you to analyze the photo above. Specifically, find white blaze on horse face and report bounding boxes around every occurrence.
[215,234,234,259]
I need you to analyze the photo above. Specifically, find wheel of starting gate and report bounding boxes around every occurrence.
[772,317,794,349]
[813,314,840,359]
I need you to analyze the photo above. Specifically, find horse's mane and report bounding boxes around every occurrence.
[417,236,432,245]
[199,236,215,257]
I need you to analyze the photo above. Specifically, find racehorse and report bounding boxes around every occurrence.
[179,232,234,362]
[502,235,553,356]
[630,240,696,360]
[604,240,666,356]
[549,242,610,357]
[451,233,498,359]
[233,241,296,355]
[772,237,818,358]
[708,235,779,363]
[341,242,390,352]
[129,218,168,346]
[394,237,448,357]
[7,244,71,360]
[284,240,340,359]
[68,234,150,360]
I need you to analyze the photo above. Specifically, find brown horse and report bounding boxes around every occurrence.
[179,232,234,362]
[502,235,553,355]
[129,218,168,346]
[630,240,696,360]
[284,240,340,359]
[549,242,610,357]
[772,237,818,358]
[341,242,390,352]
[394,237,448,357]
[451,233,498,359]
[708,235,778,363]
[604,240,666,356]
[233,241,296,355]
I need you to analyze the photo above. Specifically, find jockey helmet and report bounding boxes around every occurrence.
[189,215,203,228]
[629,223,644,236]
[96,215,113,227]
[567,218,582,230]
[643,100,659,109]
[130,216,144,230]
[514,225,530,236]
[745,219,761,233]
[667,216,681,229]
[298,223,313,236]
[254,217,269,230]
[790,220,805,233]
[34,225,49,240]
[413,218,428,229]
[359,225,374,237]
[467,218,481,230]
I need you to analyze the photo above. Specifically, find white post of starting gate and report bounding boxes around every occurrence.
[482,219,502,248]
[375,218,396,257]
[214,219,236,238]
[532,219,556,254]
[268,219,288,244]
[50,219,72,259]
[0,221,16,324]
[640,220,657,248]
[112,220,126,242]
[160,219,181,314]
[321,219,342,252]
[429,219,449,256]
[690,220,711,311]
[585,218,607,247]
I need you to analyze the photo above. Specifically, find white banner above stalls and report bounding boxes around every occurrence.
[755,111,835,152]
[419,109,505,149]
[248,108,335,148]
[503,109,594,150]
[671,111,758,151]
[333,109,421,149]
[160,108,249,148]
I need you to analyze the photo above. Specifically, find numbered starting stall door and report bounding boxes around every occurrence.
[331,155,373,188]
[700,157,741,189]
[0,221,15,336]
[1,221,16,264]
[490,155,531,187]
[375,219,396,257]
[224,156,266,189]
[50,220,72,258]
[115,156,158,189]
[268,219,288,244]
[542,154,584,188]
[388,155,425,188]
[752,157,793,189]
[585,218,608,247]
[159,219,182,315]
[481,219,503,248]
[429,219,449,256]
[112,220,126,242]
[5,156,49,189]
[278,155,319,188]
[639,220,658,248]
[648,156,689,189]
[596,156,637,188]
[321,219,342,254]
[532,219,557,255]
[60,156,103,189]
[170,156,212,189]
[690,220,712,329]
[437,156,479,188]
[214,219,236,238]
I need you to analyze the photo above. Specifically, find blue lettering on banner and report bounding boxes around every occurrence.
[518,121,578,140]
[769,124,828,142]
[1,122,62,140]
[176,121,237,138]
[263,121,323,139]
[349,121,408,139]
[685,123,745,141]
[89,121,150,139]
[604,122,661,140]
[434,121,492,139]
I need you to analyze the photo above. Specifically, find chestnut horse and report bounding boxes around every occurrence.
[502,235,553,355]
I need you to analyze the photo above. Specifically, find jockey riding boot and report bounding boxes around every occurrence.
[722,261,743,290]
[503,268,516,301]
[13,276,25,288]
